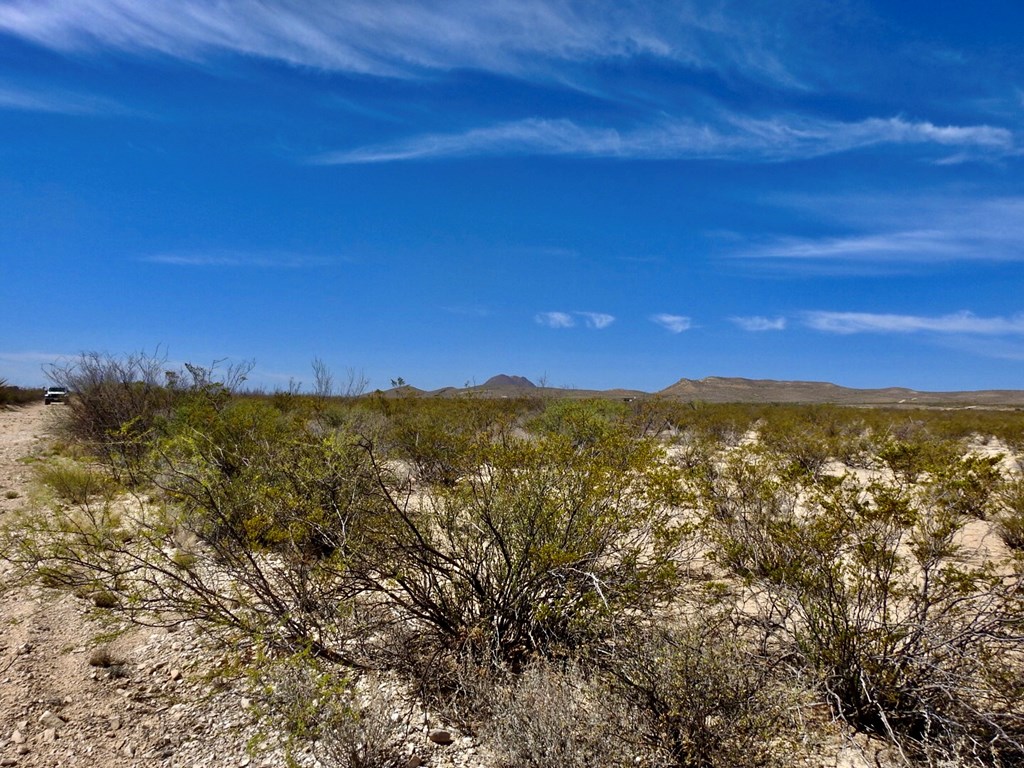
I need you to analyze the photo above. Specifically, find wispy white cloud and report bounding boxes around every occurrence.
[577,311,615,329]
[0,83,128,115]
[534,310,614,329]
[650,313,692,333]
[142,251,335,268]
[732,315,786,331]
[535,311,575,329]
[0,350,70,364]
[803,310,1024,336]
[314,114,1013,164]
[0,1,798,85]
[731,196,1024,269]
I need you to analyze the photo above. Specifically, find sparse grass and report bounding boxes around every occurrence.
[34,459,116,505]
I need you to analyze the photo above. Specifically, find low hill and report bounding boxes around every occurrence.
[657,376,1024,407]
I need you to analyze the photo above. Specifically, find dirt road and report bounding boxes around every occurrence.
[0,405,265,767]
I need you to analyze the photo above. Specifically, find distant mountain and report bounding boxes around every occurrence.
[392,374,1024,406]
[481,374,536,389]
[657,376,1024,406]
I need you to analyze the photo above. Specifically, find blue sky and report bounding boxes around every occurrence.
[2,1,1024,392]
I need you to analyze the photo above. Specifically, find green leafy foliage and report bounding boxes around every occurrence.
[703,443,1024,763]
[361,430,688,666]
[527,398,631,445]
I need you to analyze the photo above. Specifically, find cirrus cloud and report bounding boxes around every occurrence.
[803,310,1024,336]
[0,0,799,85]
[534,310,615,329]
[732,315,787,331]
[534,311,575,328]
[650,313,692,333]
[314,114,1014,165]
[577,311,615,329]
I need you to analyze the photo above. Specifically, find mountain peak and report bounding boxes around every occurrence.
[481,374,536,388]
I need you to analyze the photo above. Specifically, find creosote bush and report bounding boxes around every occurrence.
[359,429,690,667]
[484,661,636,768]
[702,444,1024,764]
[996,476,1024,551]
[607,615,800,768]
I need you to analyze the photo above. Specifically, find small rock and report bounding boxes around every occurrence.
[0,757,17,766]
[89,647,114,668]
[169,669,183,681]
[109,715,122,732]
[92,591,119,609]
[405,756,423,768]
[38,711,65,729]
[15,745,29,756]
[11,730,25,744]
[41,728,56,743]
[427,729,453,745]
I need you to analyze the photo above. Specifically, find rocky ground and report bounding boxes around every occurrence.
[0,404,271,767]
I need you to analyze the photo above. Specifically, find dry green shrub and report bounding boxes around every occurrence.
[4,397,377,664]
[361,431,690,668]
[875,435,961,487]
[607,616,802,768]
[527,397,631,445]
[46,352,253,486]
[253,651,417,768]
[45,351,176,486]
[0,379,39,407]
[757,405,871,478]
[702,452,1024,765]
[923,452,1003,520]
[671,402,761,446]
[485,661,635,768]
[995,476,1024,551]
[380,395,526,487]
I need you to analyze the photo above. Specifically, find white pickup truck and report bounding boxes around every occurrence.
[44,386,68,405]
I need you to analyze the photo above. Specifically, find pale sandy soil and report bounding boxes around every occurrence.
[0,405,272,768]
